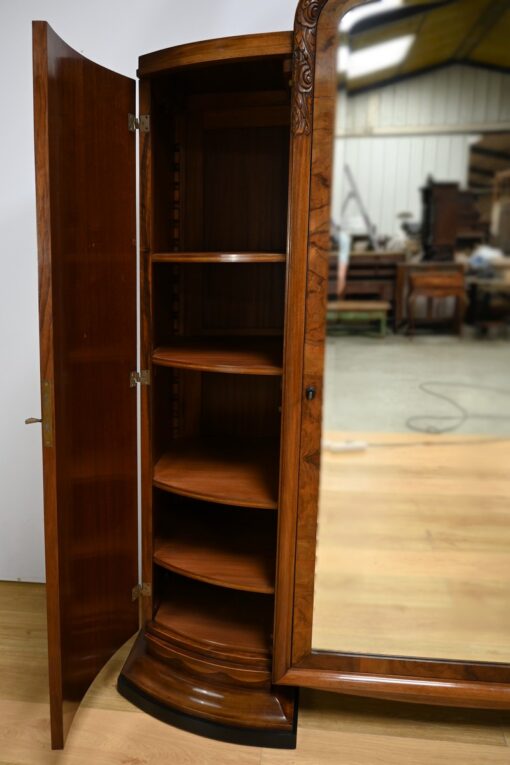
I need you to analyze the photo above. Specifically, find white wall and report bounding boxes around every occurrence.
[0,0,297,582]
[340,65,510,134]
[333,65,510,238]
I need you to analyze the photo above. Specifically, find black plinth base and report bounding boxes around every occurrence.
[117,674,298,750]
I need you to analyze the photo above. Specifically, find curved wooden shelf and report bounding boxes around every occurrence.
[153,438,279,509]
[153,337,283,376]
[151,252,286,264]
[151,575,273,660]
[154,505,276,594]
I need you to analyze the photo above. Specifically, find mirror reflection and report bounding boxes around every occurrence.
[312,0,510,661]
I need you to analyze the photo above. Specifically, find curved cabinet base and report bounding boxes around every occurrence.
[118,632,297,749]
[117,675,298,749]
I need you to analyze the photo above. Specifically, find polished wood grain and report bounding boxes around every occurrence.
[280,666,510,710]
[120,632,295,736]
[32,20,62,750]
[127,32,294,741]
[296,648,510,687]
[150,575,273,659]
[144,631,272,687]
[4,583,510,764]
[153,337,283,376]
[153,438,279,509]
[290,0,346,667]
[151,252,286,263]
[32,21,138,749]
[154,503,276,593]
[139,76,155,627]
[138,32,293,76]
[273,0,331,682]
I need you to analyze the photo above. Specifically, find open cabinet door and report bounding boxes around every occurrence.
[32,21,138,749]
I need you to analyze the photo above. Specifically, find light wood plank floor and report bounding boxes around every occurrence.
[313,433,510,662]
[1,581,510,764]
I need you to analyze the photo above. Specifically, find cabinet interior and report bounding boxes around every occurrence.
[146,53,291,654]
[150,58,291,254]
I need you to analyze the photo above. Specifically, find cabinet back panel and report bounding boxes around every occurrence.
[150,58,291,254]
[201,263,285,335]
[201,373,281,439]
[203,125,289,253]
[153,263,285,343]
[153,366,281,451]
[151,96,177,253]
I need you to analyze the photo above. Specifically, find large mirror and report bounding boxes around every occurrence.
[311,0,510,663]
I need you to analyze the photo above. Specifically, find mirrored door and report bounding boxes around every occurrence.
[310,0,510,664]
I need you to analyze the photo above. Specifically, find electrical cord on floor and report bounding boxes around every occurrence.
[322,381,510,452]
[405,381,510,435]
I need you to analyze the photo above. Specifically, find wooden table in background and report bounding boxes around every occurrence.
[395,262,466,329]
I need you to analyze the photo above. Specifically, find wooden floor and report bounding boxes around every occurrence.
[2,581,510,764]
[314,433,510,661]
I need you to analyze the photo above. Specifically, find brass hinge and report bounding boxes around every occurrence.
[128,113,150,132]
[25,379,54,447]
[130,370,151,387]
[132,582,152,601]
[41,380,54,447]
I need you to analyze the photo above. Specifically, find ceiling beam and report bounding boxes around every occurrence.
[346,1,452,38]
[469,166,495,178]
[453,0,509,60]
[471,146,510,163]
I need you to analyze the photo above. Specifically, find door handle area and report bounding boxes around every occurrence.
[25,381,54,446]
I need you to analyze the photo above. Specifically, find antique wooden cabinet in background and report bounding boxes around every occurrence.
[32,0,510,754]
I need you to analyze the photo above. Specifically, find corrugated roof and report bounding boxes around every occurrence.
[343,0,510,93]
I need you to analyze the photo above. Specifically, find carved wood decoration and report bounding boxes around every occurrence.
[292,0,328,134]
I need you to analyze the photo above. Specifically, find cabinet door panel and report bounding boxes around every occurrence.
[32,21,138,749]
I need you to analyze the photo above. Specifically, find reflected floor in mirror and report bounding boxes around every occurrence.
[313,334,510,661]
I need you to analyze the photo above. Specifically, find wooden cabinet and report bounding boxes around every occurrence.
[121,35,297,748]
[33,20,296,751]
[421,179,486,260]
[32,0,510,755]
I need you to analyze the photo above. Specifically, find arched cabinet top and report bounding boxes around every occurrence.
[138,31,293,77]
